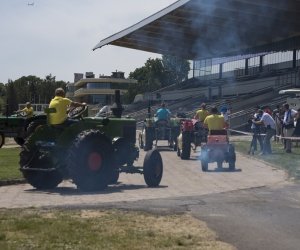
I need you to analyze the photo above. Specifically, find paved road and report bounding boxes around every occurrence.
[2,141,300,249]
[0,142,286,208]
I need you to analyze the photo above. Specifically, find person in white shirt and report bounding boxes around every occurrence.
[253,109,276,155]
[282,103,297,153]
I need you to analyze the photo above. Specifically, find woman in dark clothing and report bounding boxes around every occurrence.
[293,109,300,147]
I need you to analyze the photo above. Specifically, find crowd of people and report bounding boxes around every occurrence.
[248,104,300,155]
[154,101,300,156]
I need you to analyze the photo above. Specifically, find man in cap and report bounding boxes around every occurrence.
[252,109,276,155]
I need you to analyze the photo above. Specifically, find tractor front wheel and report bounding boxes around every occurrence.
[143,149,163,187]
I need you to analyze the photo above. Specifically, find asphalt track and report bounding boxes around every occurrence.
[1,140,299,249]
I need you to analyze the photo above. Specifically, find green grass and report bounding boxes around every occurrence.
[233,139,300,180]
[0,148,23,181]
[0,208,233,250]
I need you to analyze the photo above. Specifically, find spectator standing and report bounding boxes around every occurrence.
[253,109,276,155]
[272,105,284,143]
[248,107,263,155]
[292,108,300,147]
[282,103,297,153]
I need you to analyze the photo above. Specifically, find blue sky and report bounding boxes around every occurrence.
[0,0,176,83]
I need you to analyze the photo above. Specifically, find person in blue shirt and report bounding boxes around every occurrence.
[155,102,171,122]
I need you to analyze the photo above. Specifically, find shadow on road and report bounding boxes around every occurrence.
[24,183,168,196]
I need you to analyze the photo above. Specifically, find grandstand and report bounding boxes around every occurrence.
[93,0,300,130]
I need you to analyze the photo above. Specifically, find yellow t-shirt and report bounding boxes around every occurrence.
[49,96,72,125]
[195,109,209,122]
[204,114,226,131]
[22,107,34,118]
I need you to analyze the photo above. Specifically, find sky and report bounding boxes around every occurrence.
[0,0,177,83]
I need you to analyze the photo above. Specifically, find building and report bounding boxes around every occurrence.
[66,71,137,106]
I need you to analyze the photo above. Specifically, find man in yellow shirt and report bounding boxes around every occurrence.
[49,88,86,125]
[203,106,228,133]
[194,103,209,122]
[16,102,34,118]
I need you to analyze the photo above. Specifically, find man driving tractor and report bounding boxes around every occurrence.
[203,106,228,134]
[194,103,209,122]
[49,88,86,125]
[155,102,171,123]
[16,102,34,118]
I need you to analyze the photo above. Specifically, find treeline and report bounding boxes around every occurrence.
[125,55,190,103]
[0,74,67,115]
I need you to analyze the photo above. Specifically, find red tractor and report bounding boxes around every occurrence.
[199,131,236,171]
[176,119,207,159]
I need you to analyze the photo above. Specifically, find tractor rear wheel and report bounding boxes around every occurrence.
[26,120,45,137]
[181,131,191,160]
[20,139,62,189]
[228,144,236,170]
[143,128,153,151]
[143,149,163,187]
[0,132,4,148]
[201,160,208,171]
[14,137,24,146]
[67,130,113,191]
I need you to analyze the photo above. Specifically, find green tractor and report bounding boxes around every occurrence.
[19,90,163,191]
[0,111,46,148]
[138,107,181,151]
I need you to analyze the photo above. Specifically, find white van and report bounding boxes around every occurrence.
[279,88,300,110]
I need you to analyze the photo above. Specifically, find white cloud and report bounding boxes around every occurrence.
[0,0,176,83]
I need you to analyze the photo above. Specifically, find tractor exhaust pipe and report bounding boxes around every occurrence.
[111,89,124,118]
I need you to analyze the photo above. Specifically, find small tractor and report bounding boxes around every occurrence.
[176,119,208,159]
[138,107,181,151]
[199,131,236,171]
[0,111,46,148]
[19,90,163,191]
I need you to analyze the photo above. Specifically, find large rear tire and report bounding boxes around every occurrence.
[20,138,62,189]
[181,131,191,160]
[67,130,113,191]
[26,120,45,137]
[201,160,208,171]
[14,137,25,146]
[143,149,163,187]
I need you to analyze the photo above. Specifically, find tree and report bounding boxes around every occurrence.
[126,58,166,103]
[162,55,190,86]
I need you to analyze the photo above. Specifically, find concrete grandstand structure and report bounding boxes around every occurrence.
[93,0,300,129]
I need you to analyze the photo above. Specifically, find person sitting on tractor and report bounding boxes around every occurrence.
[155,102,171,125]
[203,106,228,135]
[16,102,34,118]
[49,88,86,125]
[194,103,209,123]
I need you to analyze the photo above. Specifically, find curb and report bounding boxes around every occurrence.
[0,179,27,187]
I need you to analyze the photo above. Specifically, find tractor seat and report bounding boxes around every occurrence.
[209,129,227,135]
[155,119,170,127]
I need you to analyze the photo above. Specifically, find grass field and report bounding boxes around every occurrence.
[0,148,22,181]
[0,208,234,250]
[233,139,300,181]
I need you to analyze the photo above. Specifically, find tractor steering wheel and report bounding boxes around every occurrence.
[17,111,28,117]
[67,105,87,119]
